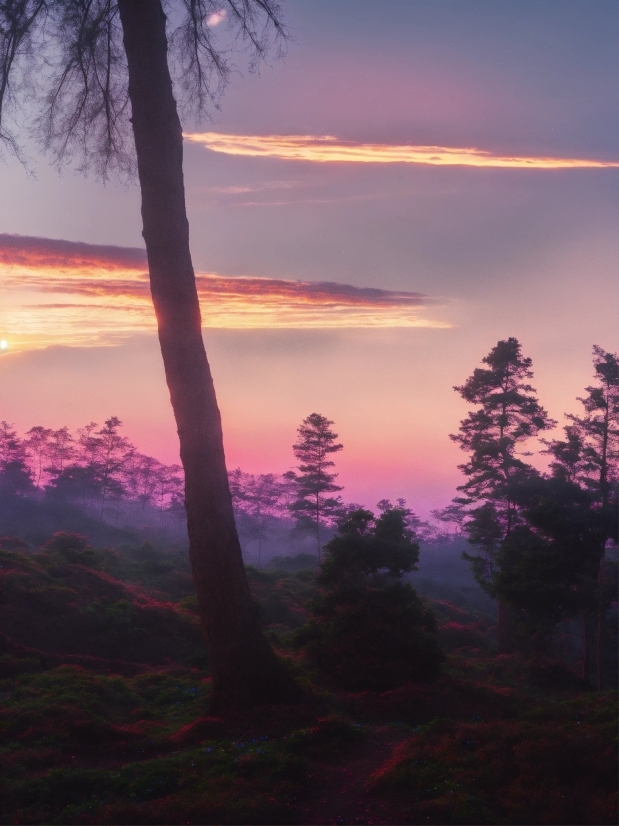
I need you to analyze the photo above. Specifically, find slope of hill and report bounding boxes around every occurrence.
[0,534,616,825]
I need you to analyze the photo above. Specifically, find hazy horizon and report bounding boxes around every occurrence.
[1,0,617,515]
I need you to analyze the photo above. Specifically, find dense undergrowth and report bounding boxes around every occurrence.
[1,536,616,825]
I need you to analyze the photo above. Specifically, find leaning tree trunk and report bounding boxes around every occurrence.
[117,0,298,710]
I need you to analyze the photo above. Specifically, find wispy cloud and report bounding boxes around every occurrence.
[185,132,619,169]
[200,181,298,196]
[0,234,448,352]
[0,233,148,273]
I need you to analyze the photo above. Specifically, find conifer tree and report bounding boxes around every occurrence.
[289,413,343,559]
[451,338,556,650]
[546,347,619,514]
[0,421,33,495]
[24,426,53,488]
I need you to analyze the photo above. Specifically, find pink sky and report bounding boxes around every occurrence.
[0,0,617,516]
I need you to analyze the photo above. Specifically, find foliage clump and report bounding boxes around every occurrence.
[296,505,443,692]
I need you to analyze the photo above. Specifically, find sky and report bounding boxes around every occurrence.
[0,0,617,515]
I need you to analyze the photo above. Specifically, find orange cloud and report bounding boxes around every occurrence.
[0,233,148,274]
[0,234,448,352]
[184,132,619,169]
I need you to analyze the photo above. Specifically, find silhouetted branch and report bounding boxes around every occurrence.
[0,0,287,174]
[0,0,47,158]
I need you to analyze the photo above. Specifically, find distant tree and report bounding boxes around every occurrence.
[99,419,131,508]
[46,418,131,513]
[154,462,184,518]
[96,417,133,516]
[0,457,34,496]
[228,467,260,546]
[121,452,161,516]
[45,427,75,478]
[47,464,103,507]
[7,418,181,526]
[229,468,291,566]
[296,504,443,691]
[228,467,253,509]
[430,499,469,539]
[451,338,556,651]
[76,423,103,472]
[0,421,33,496]
[0,0,295,710]
[246,473,290,567]
[24,426,52,488]
[289,413,344,559]
[0,421,26,465]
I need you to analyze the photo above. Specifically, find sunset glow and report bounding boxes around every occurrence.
[184,132,619,169]
[0,234,448,351]
[0,0,616,519]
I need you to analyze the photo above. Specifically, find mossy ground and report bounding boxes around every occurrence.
[0,546,616,824]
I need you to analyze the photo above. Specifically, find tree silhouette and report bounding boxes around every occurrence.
[45,427,75,479]
[96,417,132,515]
[24,426,52,488]
[296,504,443,692]
[451,338,556,651]
[289,413,343,560]
[0,420,33,495]
[0,0,297,709]
[544,347,618,687]
[491,475,605,660]
[547,347,619,512]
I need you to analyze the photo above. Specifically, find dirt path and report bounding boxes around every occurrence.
[298,725,410,825]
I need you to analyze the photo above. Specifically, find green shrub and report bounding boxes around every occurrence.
[295,506,443,691]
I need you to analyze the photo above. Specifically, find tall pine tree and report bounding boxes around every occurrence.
[451,338,556,650]
[289,413,343,559]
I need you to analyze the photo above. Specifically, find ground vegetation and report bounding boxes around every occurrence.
[1,528,616,825]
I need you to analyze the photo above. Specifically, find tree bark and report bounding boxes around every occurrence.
[117,0,298,710]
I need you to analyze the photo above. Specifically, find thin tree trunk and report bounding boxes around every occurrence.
[117,0,298,710]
